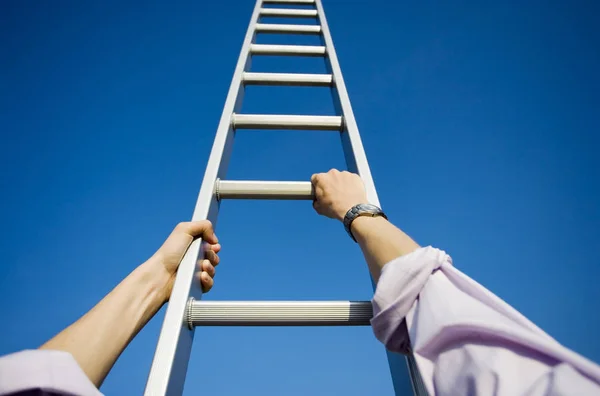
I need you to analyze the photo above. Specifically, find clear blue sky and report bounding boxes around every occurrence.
[1,0,599,395]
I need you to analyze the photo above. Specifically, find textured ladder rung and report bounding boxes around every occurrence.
[262,0,316,4]
[260,8,318,18]
[250,44,326,57]
[243,72,332,87]
[187,300,373,327]
[255,23,321,35]
[232,114,342,130]
[216,180,313,200]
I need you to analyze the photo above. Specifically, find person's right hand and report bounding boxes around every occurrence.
[311,169,369,221]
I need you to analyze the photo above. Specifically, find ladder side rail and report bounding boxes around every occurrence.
[143,1,264,394]
[313,1,427,395]
[312,0,378,205]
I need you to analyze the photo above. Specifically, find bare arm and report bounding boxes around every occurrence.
[311,169,419,282]
[39,221,221,388]
[351,216,419,282]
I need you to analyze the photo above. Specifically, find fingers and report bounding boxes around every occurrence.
[311,173,320,184]
[197,271,214,293]
[210,243,222,254]
[175,220,218,245]
[311,168,343,185]
[203,247,220,267]
[196,243,220,293]
[196,262,216,293]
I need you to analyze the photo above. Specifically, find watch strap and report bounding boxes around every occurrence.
[343,203,387,242]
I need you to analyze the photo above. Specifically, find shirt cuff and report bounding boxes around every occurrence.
[0,349,102,396]
[370,246,451,354]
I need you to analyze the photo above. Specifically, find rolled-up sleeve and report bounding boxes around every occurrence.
[0,349,101,396]
[371,246,600,395]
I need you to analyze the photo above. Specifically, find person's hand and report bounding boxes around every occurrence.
[146,221,220,302]
[311,169,368,221]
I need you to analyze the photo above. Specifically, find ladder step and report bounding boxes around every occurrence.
[260,8,318,18]
[216,180,313,200]
[187,301,373,327]
[262,0,316,4]
[243,72,332,87]
[232,114,342,130]
[250,44,326,57]
[255,23,321,35]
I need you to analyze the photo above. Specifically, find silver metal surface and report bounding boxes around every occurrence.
[232,114,342,130]
[216,180,314,200]
[255,23,321,35]
[188,300,372,326]
[260,8,318,18]
[262,0,315,4]
[250,44,326,57]
[143,1,263,395]
[243,72,332,86]
[315,0,425,394]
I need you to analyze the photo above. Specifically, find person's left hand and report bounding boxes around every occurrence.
[147,221,221,302]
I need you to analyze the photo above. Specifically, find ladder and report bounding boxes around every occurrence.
[144,1,426,395]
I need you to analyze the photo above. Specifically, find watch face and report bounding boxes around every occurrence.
[357,203,379,212]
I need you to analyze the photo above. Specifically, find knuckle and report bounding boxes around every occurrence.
[199,220,212,230]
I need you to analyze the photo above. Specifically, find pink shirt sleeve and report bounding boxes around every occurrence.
[371,246,600,395]
[0,349,102,396]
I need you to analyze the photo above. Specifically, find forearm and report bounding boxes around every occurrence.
[39,262,167,388]
[350,216,420,282]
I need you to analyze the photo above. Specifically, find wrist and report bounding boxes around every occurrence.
[336,202,367,222]
[136,260,172,306]
[342,203,387,242]
[350,215,384,240]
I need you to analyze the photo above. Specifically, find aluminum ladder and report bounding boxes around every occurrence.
[144,1,426,394]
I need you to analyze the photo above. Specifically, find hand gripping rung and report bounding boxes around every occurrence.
[215,180,314,200]
[232,114,342,130]
[187,300,373,327]
[260,8,318,18]
[250,44,326,57]
[255,23,321,35]
[243,72,332,87]
[262,0,316,4]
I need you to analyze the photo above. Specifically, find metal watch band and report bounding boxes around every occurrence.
[343,203,387,242]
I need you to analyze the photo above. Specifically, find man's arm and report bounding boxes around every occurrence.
[311,169,600,395]
[310,169,419,282]
[38,221,220,388]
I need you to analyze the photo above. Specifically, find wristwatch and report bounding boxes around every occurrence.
[343,203,387,242]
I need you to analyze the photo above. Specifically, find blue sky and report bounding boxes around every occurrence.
[1,0,599,395]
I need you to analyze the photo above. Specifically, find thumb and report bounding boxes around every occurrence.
[179,220,218,245]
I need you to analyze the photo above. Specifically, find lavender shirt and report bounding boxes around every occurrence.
[2,246,599,395]
[372,247,600,395]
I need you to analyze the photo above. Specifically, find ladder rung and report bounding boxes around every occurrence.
[232,114,342,130]
[187,301,373,327]
[250,44,326,57]
[260,8,318,18]
[243,72,332,87]
[255,23,321,35]
[216,180,313,200]
[262,0,316,4]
